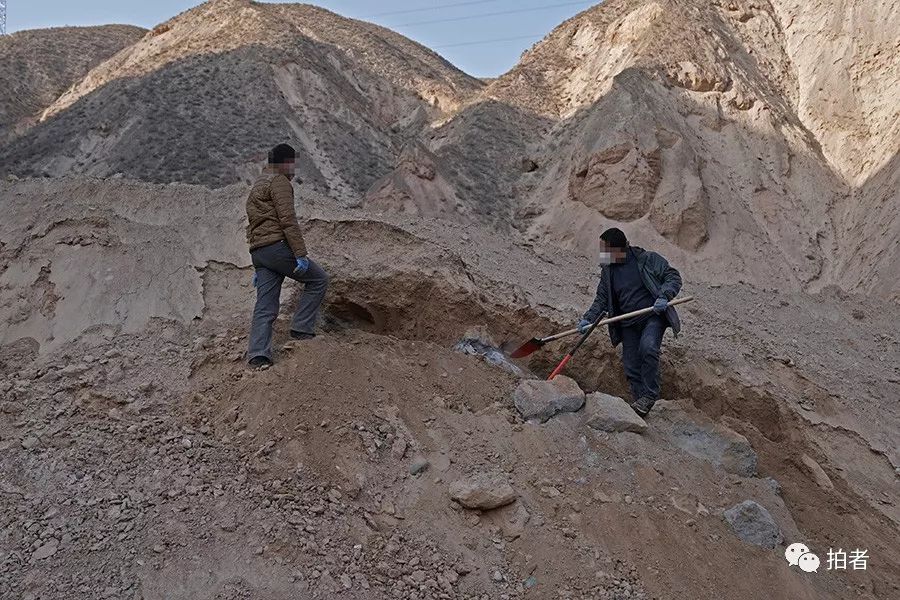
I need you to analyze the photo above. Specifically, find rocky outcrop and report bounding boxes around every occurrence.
[653,401,758,477]
[570,144,661,221]
[723,500,783,549]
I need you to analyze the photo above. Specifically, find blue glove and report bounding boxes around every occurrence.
[577,319,591,333]
[252,271,258,288]
[294,256,310,275]
[653,297,669,314]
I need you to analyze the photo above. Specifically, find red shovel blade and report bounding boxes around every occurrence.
[508,338,544,359]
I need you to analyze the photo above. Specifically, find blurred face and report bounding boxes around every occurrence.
[598,240,627,265]
[276,159,296,178]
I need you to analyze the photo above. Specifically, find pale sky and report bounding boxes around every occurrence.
[5,0,596,77]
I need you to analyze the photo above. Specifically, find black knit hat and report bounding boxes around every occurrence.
[269,143,296,165]
[599,227,628,248]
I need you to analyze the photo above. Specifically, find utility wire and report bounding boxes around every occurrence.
[431,34,545,48]
[396,1,593,27]
[365,0,506,19]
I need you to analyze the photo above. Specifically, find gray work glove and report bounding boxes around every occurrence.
[577,319,591,334]
[652,297,669,314]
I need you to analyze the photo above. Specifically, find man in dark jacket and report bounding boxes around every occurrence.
[245,143,328,368]
[578,228,682,416]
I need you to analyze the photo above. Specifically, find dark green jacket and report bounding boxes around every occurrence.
[582,246,683,346]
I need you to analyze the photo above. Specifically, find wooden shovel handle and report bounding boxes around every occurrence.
[541,296,694,343]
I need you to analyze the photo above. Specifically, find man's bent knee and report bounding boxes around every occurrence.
[640,342,661,360]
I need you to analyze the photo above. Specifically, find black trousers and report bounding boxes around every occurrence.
[620,315,666,401]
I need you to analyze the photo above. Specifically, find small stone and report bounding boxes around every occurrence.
[181,437,192,449]
[21,436,40,450]
[391,438,408,460]
[592,490,616,503]
[340,574,352,589]
[32,540,58,560]
[409,458,430,476]
[0,401,24,414]
[800,454,834,490]
[449,473,516,510]
[521,158,539,172]
[492,570,503,582]
[540,486,561,498]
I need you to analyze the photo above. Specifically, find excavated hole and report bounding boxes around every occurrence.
[321,274,791,447]
[326,299,377,328]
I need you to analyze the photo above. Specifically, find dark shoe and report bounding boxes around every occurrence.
[290,330,316,341]
[631,396,656,417]
[248,356,273,369]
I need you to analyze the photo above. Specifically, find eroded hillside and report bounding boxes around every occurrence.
[0,24,145,142]
[0,0,481,196]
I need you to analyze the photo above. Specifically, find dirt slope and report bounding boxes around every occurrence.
[0,0,481,196]
[0,25,145,142]
[2,176,899,600]
[835,153,900,301]
[769,0,900,184]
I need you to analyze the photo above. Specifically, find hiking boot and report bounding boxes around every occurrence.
[631,396,656,417]
[248,356,273,369]
[290,330,316,341]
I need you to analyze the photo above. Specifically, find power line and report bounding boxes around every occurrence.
[396,1,593,27]
[431,34,545,48]
[366,0,505,19]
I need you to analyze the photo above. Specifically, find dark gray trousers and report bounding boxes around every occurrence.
[247,240,328,362]
[620,315,667,401]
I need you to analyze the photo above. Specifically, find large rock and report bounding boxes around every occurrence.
[585,392,647,433]
[723,500,782,549]
[449,474,517,510]
[513,376,585,423]
[653,401,758,477]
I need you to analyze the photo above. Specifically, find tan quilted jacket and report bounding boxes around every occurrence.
[245,172,307,257]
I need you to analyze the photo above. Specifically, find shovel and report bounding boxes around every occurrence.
[509,295,695,359]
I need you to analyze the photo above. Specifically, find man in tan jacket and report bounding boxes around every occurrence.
[245,143,328,367]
